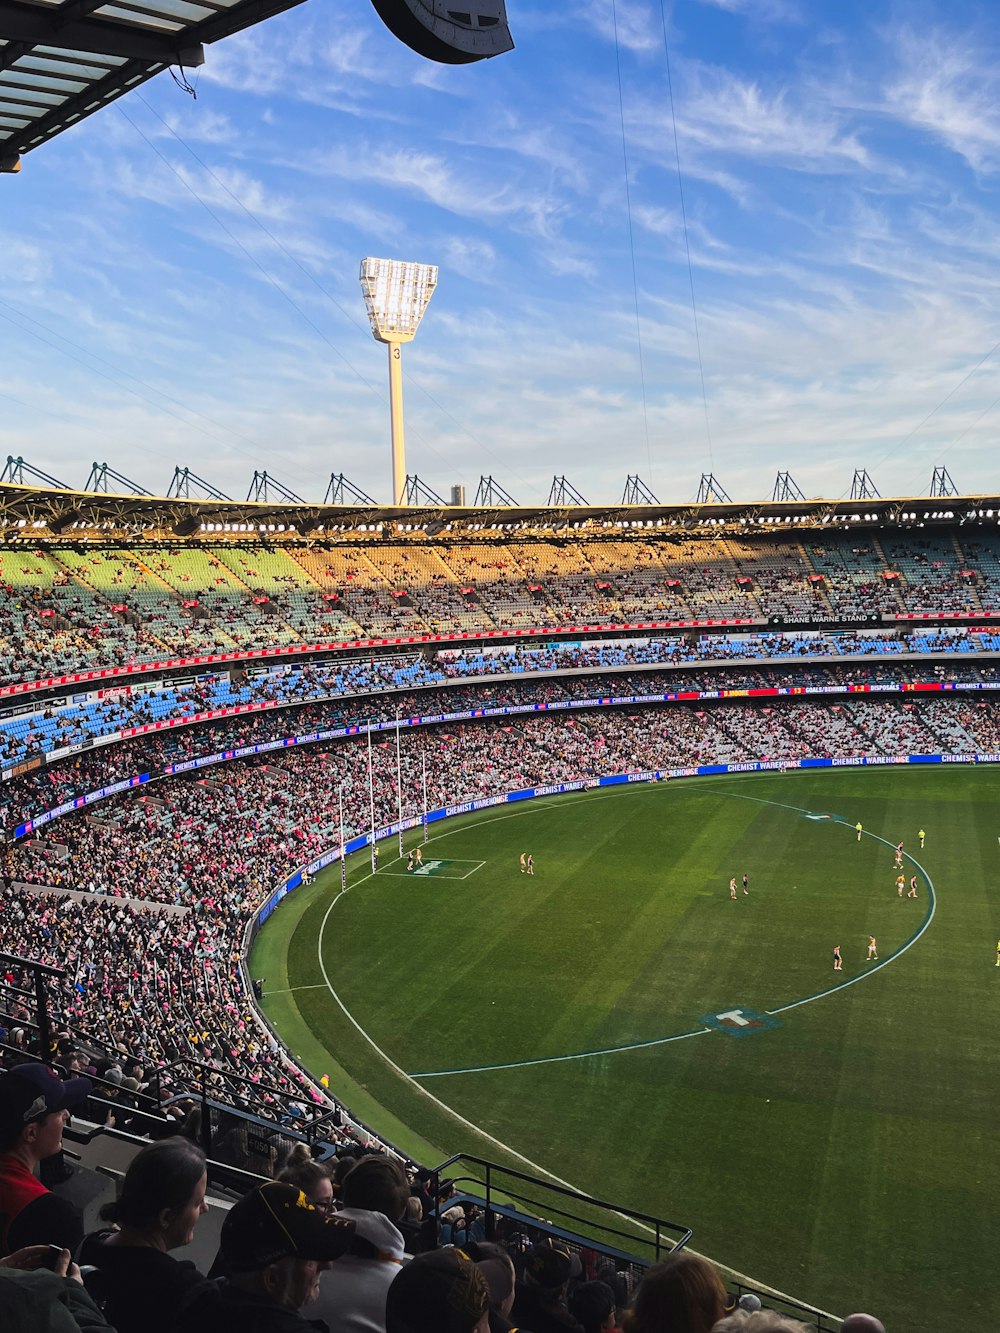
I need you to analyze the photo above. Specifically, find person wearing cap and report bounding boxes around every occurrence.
[0,1063,92,1254]
[511,1239,585,1333]
[308,1152,411,1333]
[464,1240,518,1333]
[169,1180,355,1333]
[385,1246,491,1333]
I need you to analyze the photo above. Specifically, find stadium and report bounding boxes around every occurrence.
[1,477,1000,1328]
[2,3,998,1333]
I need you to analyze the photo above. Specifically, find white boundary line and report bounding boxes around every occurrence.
[265,983,328,996]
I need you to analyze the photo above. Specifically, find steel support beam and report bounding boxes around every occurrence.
[0,1,205,65]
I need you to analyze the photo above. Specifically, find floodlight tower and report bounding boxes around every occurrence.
[360,257,438,506]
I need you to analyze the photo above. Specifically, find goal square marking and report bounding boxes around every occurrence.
[382,858,486,881]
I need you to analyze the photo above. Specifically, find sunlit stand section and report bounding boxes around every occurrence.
[359,257,439,507]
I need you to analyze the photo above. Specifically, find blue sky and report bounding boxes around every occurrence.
[3,0,1000,507]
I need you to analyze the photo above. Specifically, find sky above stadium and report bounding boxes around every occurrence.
[3,0,1000,508]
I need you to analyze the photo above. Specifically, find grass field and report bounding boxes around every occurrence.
[252,766,1000,1330]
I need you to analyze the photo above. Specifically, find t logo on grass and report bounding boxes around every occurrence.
[699,1007,781,1038]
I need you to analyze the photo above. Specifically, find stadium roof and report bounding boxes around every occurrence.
[0,0,310,169]
[0,0,514,169]
[1,480,999,540]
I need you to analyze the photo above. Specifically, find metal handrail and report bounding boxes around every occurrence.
[430,1152,692,1259]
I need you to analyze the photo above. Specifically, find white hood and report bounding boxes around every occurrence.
[336,1206,407,1260]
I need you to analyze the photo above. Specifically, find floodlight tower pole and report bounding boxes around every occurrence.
[360,258,439,507]
[388,341,406,508]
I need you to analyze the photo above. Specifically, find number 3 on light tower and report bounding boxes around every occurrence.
[393,346,401,360]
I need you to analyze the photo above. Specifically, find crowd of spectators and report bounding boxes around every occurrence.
[3,624,996,770]
[0,650,997,837]
[3,528,1000,686]
[2,640,998,822]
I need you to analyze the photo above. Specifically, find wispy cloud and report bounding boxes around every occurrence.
[160,107,236,147]
[882,24,1000,172]
[107,157,295,224]
[579,0,661,55]
[311,144,569,239]
[677,65,872,170]
[0,237,52,286]
[695,0,801,22]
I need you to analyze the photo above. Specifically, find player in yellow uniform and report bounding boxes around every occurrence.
[894,841,904,868]
[729,877,737,900]
[867,935,878,961]
[855,821,863,841]
[896,874,905,897]
[413,846,423,867]
[519,853,527,874]
[918,828,926,848]
[996,940,999,968]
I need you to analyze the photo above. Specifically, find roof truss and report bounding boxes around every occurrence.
[0,0,309,166]
[0,481,991,541]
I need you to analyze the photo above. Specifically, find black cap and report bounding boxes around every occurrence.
[525,1239,582,1289]
[386,1248,490,1333]
[0,1064,92,1142]
[221,1182,356,1272]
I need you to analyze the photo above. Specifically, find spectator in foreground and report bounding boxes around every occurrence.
[839,1318,885,1333]
[77,1137,210,1333]
[0,1063,92,1254]
[621,1252,728,1333]
[0,1243,114,1332]
[569,1279,618,1333]
[511,1239,585,1333]
[710,1313,810,1333]
[385,1246,491,1333]
[309,1152,411,1332]
[170,1180,355,1332]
